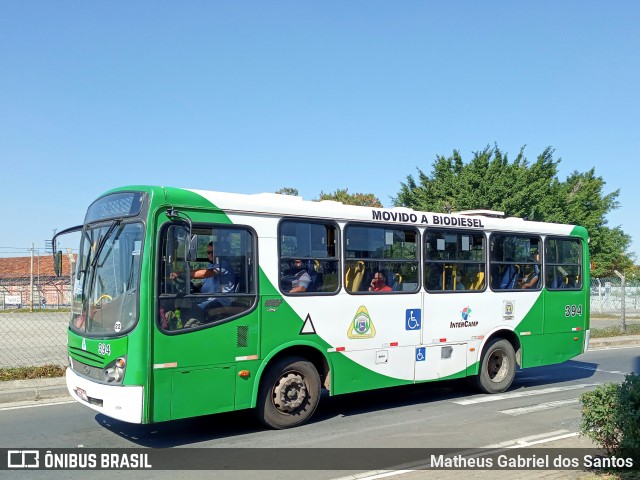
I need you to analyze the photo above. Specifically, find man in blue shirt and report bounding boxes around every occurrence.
[170,242,237,315]
[194,242,237,310]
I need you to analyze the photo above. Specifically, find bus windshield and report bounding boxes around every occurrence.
[70,222,144,336]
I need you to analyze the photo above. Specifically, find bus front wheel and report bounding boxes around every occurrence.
[257,356,321,429]
[473,338,516,394]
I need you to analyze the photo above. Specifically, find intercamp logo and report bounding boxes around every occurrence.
[7,450,39,468]
[449,306,478,328]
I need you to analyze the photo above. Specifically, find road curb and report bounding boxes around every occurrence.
[0,383,69,404]
[588,335,640,348]
[0,376,69,405]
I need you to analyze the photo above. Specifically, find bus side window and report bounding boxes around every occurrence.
[279,220,339,295]
[425,230,485,293]
[345,224,419,294]
[490,234,540,291]
[159,225,256,331]
[545,237,582,291]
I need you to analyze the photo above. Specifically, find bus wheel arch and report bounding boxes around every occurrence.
[255,346,329,429]
[473,331,520,394]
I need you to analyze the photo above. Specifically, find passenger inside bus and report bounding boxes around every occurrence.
[369,270,392,292]
[518,255,540,289]
[194,241,237,308]
[281,259,312,293]
[518,265,539,289]
[169,241,237,317]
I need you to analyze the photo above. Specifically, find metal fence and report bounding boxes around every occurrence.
[589,277,640,329]
[0,283,73,311]
[0,280,72,369]
[0,252,75,368]
[0,276,637,369]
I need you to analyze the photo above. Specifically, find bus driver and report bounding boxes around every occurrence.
[170,241,237,313]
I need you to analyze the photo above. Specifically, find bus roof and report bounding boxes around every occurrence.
[109,185,587,238]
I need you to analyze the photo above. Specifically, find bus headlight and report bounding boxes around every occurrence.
[104,356,127,383]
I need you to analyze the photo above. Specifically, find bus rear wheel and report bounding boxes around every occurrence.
[257,356,321,429]
[473,338,516,394]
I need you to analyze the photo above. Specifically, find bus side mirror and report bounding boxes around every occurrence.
[52,224,82,277]
[54,250,63,277]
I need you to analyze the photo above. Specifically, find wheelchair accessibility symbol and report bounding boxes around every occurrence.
[405,309,421,330]
[415,347,426,362]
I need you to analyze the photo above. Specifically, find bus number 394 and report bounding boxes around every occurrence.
[98,343,111,356]
[565,305,583,317]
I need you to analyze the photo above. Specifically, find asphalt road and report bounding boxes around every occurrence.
[1,344,638,480]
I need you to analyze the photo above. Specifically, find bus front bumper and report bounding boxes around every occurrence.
[66,367,144,424]
[584,329,591,353]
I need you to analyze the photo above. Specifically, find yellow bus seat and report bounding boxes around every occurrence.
[345,261,366,291]
[471,271,485,290]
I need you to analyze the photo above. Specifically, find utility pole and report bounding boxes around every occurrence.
[67,249,75,307]
[30,243,34,312]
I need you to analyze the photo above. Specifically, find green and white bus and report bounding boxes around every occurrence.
[53,186,589,429]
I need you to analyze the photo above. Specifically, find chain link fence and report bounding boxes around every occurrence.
[0,253,74,369]
[589,277,640,329]
[0,282,72,369]
[0,266,637,368]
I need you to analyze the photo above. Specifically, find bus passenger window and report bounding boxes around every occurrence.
[545,237,582,291]
[279,220,339,295]
[424,230,485,293]
[490,234,541,291]
[344,224,419,294]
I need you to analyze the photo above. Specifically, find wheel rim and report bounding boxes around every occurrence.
[272,371,308,413]
[487,349,510,383]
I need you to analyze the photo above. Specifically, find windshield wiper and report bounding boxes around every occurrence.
[90,219,122,268]
[83,219,122,317]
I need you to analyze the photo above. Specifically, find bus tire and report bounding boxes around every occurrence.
[473,338,516,394]
[257,356,321,429]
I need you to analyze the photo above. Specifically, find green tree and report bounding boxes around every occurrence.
[317,188,383,208]
[394,145,632,276]
[547,170,633,275]
[275,187,299,196]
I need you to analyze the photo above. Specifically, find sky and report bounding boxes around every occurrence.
[1,1,639,261]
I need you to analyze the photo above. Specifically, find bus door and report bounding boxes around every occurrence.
[414,289,469,382]
[543,238,587,335]
[152,222,258,422]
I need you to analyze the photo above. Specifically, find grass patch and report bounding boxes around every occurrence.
[0,365,66,381]
[590,324,640,338]
[0,308,70,314]
[590,312,615,318]
[591,312,640,320]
